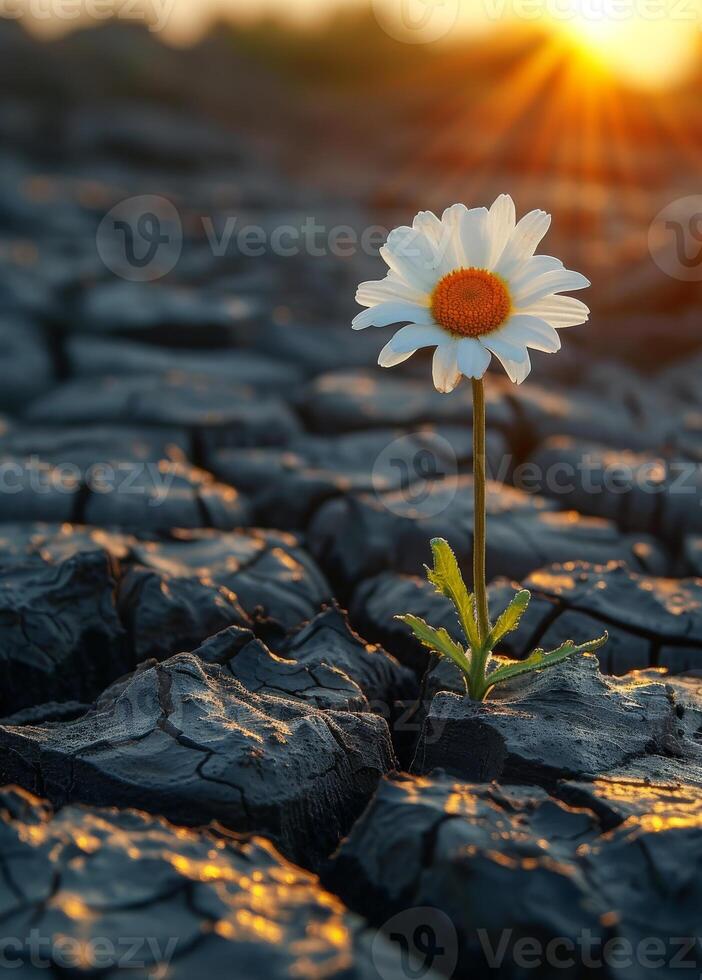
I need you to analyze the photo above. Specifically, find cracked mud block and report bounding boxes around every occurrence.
[1,701,91,725]
[231,319,390,376]
[529,437,702,542]
[658,347,702,409]
[675,412,702,470]
[324,775,604,977]
[0,525,331,711]
[117,567,252,665]
[208,427,507,530]
[0,654,396,866]
[195,608,419,761]
[82,459,250,531]
[509,383,666,451]
[296,369,516,433]
[590,302,702,365]
[0,318,53,409]
[127,528,331,632]
[413,652,686,784]
[684,535,702,575]
[66,335,302,391]
[278,606,416,709]
[298,372,657,452]
[0,787,425,980]
[0,260,56,322]
[0,548,129,716]
[584,360,680,437]
[520,562,702,674]
[193,606,416,715]
[325,771,702,980]
[0,423,190,466]
[0,522,330,632]
[0,454,250,531]
[25,374,301,452]
[76,280,257,344]
[0,522,133,567]
[0,456,80,523]
[309,477,665,592]
[194,627,369,712]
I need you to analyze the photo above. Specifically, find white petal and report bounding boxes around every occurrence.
[496,314,561,353]
[486,194,516,270]
[481,333,527,363]
[356,273,429,309]
[381,226,441,292]
[380,323,446,354]
[458,207,491,269]
[377,323,446,368]
[412,210,444,249]
[488,344,531,384]
[517,294,590,328]
[506,255,563,295]
[513,269,590,307]
[495,209,551,278]
[437,204,467,273]
[457,338,491,379]
[352,301,434,331]
[502,351,532,384]
[432,341,462,393]
[378,344,415,368]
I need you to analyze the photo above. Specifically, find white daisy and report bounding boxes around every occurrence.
[352,195,590,392]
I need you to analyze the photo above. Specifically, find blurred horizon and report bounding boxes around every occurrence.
[4,0,702,91]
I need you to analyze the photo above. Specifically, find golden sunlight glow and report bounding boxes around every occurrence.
[552,3,700,90]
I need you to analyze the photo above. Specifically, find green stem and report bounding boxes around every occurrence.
[471,378,490,644]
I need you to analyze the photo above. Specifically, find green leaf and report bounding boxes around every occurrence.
[396,614,470,675]
[485,633,609,693]
[484,590,531,650]
[424,538,481,650]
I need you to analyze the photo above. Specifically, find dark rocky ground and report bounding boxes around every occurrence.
[1,17,702,979]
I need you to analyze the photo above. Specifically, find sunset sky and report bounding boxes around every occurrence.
[4,0,701,89]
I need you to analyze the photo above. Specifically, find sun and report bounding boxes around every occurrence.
[552,1,700,90]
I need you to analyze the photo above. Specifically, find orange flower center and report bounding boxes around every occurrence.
[431,268,511,337]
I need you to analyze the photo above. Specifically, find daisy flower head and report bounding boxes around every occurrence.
[352,195,590,392]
